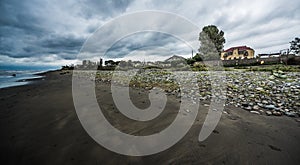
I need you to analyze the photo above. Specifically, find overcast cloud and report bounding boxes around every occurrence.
[0,0,299,66]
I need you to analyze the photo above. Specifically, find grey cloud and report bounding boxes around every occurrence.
[79,0,133,19]
[0,0,48,36]
[0,0,300,66]
[105,31,188,59]
[40,35,84,50]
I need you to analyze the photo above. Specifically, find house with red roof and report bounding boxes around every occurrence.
[221,46,255,60]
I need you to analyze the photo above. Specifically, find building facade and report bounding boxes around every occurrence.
[221,46,255,60]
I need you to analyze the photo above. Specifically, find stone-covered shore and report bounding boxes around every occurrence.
[89,70,300,118]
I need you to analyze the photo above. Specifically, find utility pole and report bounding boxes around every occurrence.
[192,50,194,58]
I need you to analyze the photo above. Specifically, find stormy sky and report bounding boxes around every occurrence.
[0,0,299,67]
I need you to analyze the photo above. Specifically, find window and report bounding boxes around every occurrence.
[238,50,245,55]
[223,53,228,58]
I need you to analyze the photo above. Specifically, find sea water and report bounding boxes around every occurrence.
[0,66,58,89]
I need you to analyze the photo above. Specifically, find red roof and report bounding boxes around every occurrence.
[224,46,253,52]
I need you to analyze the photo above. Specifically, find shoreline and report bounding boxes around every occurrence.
[0,70,300,164]
[0,69,59,90]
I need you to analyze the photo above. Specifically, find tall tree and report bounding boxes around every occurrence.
[290,37,300,55]
[199,25,225,60]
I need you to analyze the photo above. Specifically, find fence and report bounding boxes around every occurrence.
[221,54,300,67]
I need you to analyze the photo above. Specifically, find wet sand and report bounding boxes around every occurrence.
[0,70,299,165]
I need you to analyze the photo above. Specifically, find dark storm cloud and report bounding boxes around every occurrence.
[0,0,300,66]
[105,32,187,58]
[0,0,134,65]
[40,35,84,51]
[0,0,48,36]
[80,0,134,19]
[0,0,52,59]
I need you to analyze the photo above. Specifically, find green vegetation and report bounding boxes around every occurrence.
[191,63,208,71]
[199,25,225,60]
[233,65,300,72]
[290,37,300,55]
[186,25,226,65]
[61,65,74,70]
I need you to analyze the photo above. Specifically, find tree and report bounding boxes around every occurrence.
[105,60,115,66]
[186,53,203,65]
[290,37,300,55]
[199,25,225,60]
[186,58,196,65]
[193,53,203,61]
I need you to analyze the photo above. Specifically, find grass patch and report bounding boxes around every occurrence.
[231,65,300,72]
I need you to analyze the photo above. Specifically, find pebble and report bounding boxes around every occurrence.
[256,87,264,91]
[272,111,282,116]
[262,100,269,104]
[285,112,297,117]
[244,106,252,111]
[257,103,264,107]
[253,105,260,110]
[265,105,276,110]
[266,111,272,116]
[241,102,249,107]
[92,70,300,118]
[250,111,260,115]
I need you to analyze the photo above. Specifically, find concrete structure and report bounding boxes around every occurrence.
[221,46,255,60]
[258,53,281,58]
[222,54,299,66]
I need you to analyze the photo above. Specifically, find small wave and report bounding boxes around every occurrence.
[0,69,47,89]
[0,75,14,79]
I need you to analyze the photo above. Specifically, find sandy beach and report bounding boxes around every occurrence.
[0,70,300,165]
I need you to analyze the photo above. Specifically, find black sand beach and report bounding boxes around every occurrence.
[0,70,300,164]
